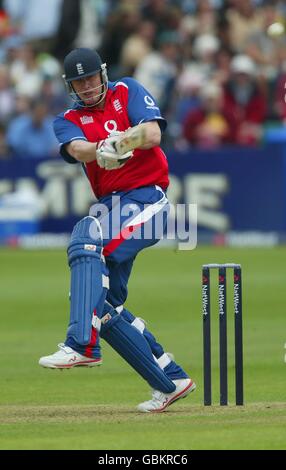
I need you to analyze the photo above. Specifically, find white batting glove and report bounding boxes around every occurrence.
[96,132,133,170]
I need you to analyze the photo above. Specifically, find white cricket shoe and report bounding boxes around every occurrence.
[137,378,196,413]
[39,343,102,369]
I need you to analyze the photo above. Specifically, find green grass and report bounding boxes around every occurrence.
[0,246,286,449]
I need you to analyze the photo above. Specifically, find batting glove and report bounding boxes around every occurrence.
[96,132,133,170]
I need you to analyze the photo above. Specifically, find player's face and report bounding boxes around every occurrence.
[71,73,105,107]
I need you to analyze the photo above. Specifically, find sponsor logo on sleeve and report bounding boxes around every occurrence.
[144,95,159,110]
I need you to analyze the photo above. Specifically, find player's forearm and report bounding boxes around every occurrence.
[65,121,162,162]
[66,140,98,163]
[137,122,162,149]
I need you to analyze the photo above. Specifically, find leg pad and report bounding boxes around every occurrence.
[100,307,175,393]
[67,217,108,345]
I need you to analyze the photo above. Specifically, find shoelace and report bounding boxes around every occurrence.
[57,343,70,353]
[152,390,167,403]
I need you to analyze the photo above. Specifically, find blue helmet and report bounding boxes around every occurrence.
[62,48,108,107]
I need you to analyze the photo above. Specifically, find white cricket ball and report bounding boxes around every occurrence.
[267,22,285,37]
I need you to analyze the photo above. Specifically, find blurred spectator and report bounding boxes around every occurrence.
[216,14,232,50]
[0,124,10,158]
[191,33,220,80]
[179,0,218,39]
[212,47,233,86]
[9,44,44,98]
[99,4,142,80]
[37,52,61,79]
[39,76,69,116]
[0,3,13,39]
[0,0,284,155]
[175,0,224,13]
[6,99,58,158]
[273,71,286,122]
[226,0,265,52]
[13,93,31,116]
[174,67,205,123]
[120,20,156,76]
[94,0,118,26]
[195,0,218,34]
[52,0,81,60]
[74,0,100,50]
[167,67,205,146]
[168,0,196,15]
[183,82,234,148]
[134,30,180,113]
[0,34,24,64]
[245,3,286,81]
[222,54,267,145]
[141,0,182,38]
[4,0,63,53]
[0,64,15,124]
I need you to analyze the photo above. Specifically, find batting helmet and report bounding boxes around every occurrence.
[62,48,108,107]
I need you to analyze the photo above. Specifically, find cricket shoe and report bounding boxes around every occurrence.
[137,378,196,413]
[39,343,102,369]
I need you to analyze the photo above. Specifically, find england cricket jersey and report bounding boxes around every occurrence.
[53,77,169,199]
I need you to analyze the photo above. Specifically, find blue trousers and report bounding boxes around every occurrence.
[66,185,188,381]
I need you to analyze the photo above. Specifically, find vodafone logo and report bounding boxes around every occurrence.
[104,120,118,133]
[144,95,155,106]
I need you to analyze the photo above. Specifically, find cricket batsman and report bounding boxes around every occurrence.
[39,48,196,412]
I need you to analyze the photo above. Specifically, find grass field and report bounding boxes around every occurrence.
[0,246,285,450]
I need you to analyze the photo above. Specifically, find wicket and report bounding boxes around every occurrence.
[202,263,243,406]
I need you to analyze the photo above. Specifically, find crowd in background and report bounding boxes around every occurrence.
[0,0,286,158]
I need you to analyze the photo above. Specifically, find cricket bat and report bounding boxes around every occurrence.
[115,125,146,155]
